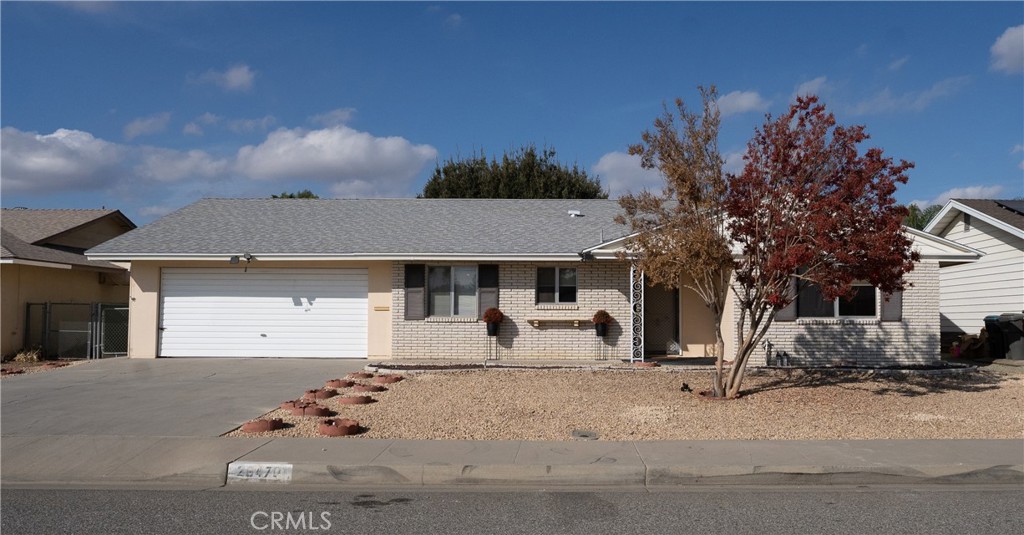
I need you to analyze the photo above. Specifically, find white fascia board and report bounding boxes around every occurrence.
[581,232,640,254]
[0,258,73,269]
[905,227,984,257]
[923,200,1024,239]
[87,253,585,262]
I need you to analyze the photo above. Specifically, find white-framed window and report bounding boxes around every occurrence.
[797,282,876,318]
[536,267,577,304]
[428,265,478,317]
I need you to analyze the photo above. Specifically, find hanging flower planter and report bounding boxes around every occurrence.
[241,418,284,433]
[318,418,361,437]
[337,395,375,405]
[353,384,387,392]
[326,379,355,389]
[303,388,338,400]
[592,310,612,337]
[373,375,404,384]
[347,372,374,379]
[483,307,504,337]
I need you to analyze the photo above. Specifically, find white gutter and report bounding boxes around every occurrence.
[86,253,588,262]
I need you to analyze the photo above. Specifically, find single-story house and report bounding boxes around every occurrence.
[86,198,978,365]
[1,208,136,357]
[923,198,1024,348]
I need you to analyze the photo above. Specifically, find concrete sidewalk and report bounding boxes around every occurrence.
[3,436,1021,489]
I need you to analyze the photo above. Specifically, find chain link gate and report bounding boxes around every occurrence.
[24,302,128,359]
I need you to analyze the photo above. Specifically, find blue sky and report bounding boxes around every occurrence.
[2,1,1022,224]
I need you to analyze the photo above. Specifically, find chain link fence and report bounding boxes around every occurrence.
[24,303,129,359]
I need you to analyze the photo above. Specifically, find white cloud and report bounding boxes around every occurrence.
[234,125,437,192]
[717,91,770,117]
[888,55,910,71]
[138,205,176,218]
[592,151,663,197]
[191,64,256,92]
[123,112,171,140]
[444,13,464,30]
[226,115,276,134]
[792,76,829,99]
[310,108,357,126]
[182,123,204,136]
[990,25,1024,74]
[850,76,970,115]
[2,122,437,199]
[723,151,746,176]
[134,147,229,182]
[917,185,1006,207]
[1011,144,1024,154]
[1,127,127,193]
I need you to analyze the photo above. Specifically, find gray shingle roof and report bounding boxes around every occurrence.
[0,208,125,244]
[1,229,124,271]
[954,199,1024,231]
[87,199,630,257]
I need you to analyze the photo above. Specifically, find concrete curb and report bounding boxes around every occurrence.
[224,461,1023,488]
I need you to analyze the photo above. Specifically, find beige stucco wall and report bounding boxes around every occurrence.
[677,273,721,357]
[391,261,632,360]
[0,263,128,356]
[124,260,393,359]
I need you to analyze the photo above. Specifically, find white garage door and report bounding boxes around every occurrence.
[159,268,368,358]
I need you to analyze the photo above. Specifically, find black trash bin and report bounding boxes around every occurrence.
[998,313,1024,360]
[984,315,1004,360]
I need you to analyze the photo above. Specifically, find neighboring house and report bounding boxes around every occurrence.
[923,199,1024,348]
[86,198,978,365]
[1,208,137,357]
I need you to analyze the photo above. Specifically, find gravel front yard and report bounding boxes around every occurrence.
[227,368,1024,441]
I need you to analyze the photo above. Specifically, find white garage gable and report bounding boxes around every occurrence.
[159,268,368,358]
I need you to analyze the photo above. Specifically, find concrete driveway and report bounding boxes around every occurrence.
[1,357,367,437]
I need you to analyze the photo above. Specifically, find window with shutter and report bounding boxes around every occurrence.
[404,264,426,320]
[478,264,499,319]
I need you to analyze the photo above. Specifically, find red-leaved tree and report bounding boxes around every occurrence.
[721,96,918,398]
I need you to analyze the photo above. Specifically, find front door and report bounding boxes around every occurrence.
[644,282,680,355]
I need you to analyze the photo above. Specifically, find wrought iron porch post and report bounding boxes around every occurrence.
[629,264,644,362]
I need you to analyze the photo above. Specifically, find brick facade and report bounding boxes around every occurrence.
[391,261,632,359]
[734,260,941,366]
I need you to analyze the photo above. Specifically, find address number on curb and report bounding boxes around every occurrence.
[227,462,293,483]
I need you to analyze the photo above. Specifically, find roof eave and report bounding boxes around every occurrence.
[923,200,1024,239]
[86,252,591,262]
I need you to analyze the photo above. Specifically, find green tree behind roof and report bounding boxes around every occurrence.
[271,189,320,199]
[419,145,608,199]
[903,203,942,230]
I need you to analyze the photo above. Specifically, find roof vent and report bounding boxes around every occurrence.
[568,210,583,218]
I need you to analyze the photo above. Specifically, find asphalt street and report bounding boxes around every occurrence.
[2,486,1022,535]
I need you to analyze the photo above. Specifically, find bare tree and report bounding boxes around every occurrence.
[616,86,734,395]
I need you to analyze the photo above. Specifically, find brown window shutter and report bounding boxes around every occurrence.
[775,277,798,322]
[404,264,426,320]
[478,264,499,319]
[881,290,903,322]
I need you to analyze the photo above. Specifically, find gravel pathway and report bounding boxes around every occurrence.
[226,368,1024,441]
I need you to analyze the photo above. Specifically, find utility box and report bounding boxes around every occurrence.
[998,313,1024,360]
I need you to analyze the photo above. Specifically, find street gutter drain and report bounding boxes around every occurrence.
[572,430,598,440]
